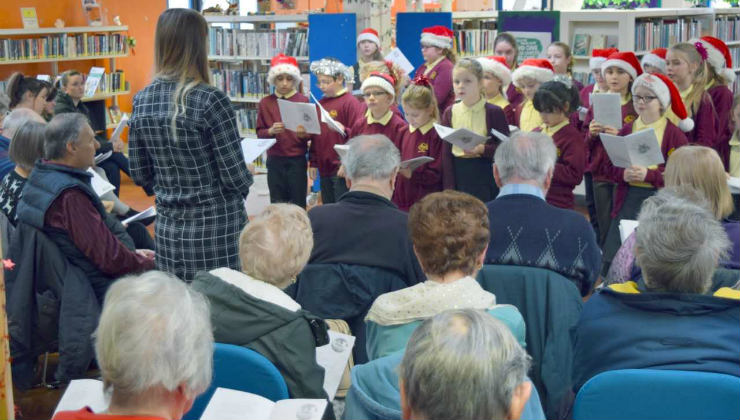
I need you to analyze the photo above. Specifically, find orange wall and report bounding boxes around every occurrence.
[0,0,167,115]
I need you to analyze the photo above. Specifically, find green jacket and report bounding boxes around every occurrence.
[191,271,331,401]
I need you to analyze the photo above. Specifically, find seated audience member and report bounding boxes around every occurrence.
[16,114,154,301]
[192,204,332,405]
[0,121,45,226]
[1,108,45,181]
[399,309,535,420]
[52,271,214,420]
[308,134,424,284]
[0,93,14,180]
[608,146,739,284]
[573,187,740,392]
[365,190,525,360]
[484,131,601,296]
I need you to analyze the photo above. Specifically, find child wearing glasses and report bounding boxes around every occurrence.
[309,58,363,204]
[440,58,509,203]
[511,58,554,132]
[347,71,407,148]
[600,72,690,273]
[256,54,311,208]
[392,76,444,212]
[414,25,456,115]
[532,80,585,210]
[584,51,640,246]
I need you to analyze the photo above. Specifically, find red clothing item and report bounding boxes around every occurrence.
[503,103,516,127]
[534,123,586,209]
[507,83,524,109]
[684,91,718,151]
[706,84,733,169]
[347,112,408,148]
[583,101,638,181]
[256,93,311,157]
[580,84,595,109]
[392,126,444,211]
[310,91,364,177]
[53,407,165,420]
[45,189,154,277]
[415,58,455,115]
[359,102,404,120]
[606,120,688,217]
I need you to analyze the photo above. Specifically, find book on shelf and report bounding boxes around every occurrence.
[211,67,271,99]
[572,71,591,87]
[715,15,740,42]
[454,29,498,57]
[0,32,128,61]
[572,33,590,56]
[634,18,703,52]
[591,34,606,51]
[236,107,259,135]
[80,69,128,96]
[208,27,307,58]
[605,35,618,50]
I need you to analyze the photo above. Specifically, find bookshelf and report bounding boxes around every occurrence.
[452,11,498,59]
[714,8,740,92]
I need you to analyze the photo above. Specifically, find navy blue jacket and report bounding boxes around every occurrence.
[0,135,14,180]
[573,282,740,391]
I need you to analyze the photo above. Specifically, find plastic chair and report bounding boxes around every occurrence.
[573,369,740,420]
[183,343,289,420]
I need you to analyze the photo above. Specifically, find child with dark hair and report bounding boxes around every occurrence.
[310,57,364,203]
[532,80,586,210]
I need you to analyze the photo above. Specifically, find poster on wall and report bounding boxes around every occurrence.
[508,31,552,60]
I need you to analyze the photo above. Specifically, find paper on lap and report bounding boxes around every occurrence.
[54,379,107,415]
[315,330,355,400]
[122,206,156,225]
[87,168,116,197]
[200,388,327,420]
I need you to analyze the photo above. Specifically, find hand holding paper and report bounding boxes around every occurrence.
[592,93,622,130]
[399,156,434,172]
[241,138,277,164]
[434,124,487,151]
[600,128,664,169]
[310,92,346,137]
[384,48,415,76]
[277,99,321,135]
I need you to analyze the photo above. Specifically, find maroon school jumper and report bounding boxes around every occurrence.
[584,101,638,182]
[310,91,364,177]
[707,84,733,169]
[392,123,444,211]
[683,91,718,150]
[256,92,310,157]
[507,83,524,109]
[580,84,595,109]
[415,58,455,115]
[347,110,408,148]
[534,122,586,209]
[605,120,688,217]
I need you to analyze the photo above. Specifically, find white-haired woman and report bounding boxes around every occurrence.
[53,271,213,420]
[191,204,332,409]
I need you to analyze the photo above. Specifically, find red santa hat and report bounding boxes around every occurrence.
[589,48,619,71]
[420,25,454,50]
[601,51,643,80]
[511,58,554,88]
[477,56,512,88]
[267,54,301,87]
[693,36,735,84]
[361,72,396,99]
[640,48,667,74]
[632,72,694,132]
[357,28,380,47]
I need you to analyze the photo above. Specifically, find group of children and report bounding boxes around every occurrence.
[256,27,740,263]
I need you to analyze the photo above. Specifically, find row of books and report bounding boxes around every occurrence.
[455,29,498,57]
[634,18,703,52]
[0,33,128,61]
[572,33,618,56]
[715,16,740,42]
[235,107,259,135]
[729,46,740,71]
[210,68,271,99]
[208,27,307,58]
[96,70,128,94]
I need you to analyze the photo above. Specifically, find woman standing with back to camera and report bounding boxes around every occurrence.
[128,8,253,282]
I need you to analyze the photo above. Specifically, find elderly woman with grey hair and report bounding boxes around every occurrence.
[52,271,213,420]
[400,309,534,420]
[573,187,740,392]
[192,203,333,412]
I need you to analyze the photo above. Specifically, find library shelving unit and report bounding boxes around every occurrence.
[0,25,131,132]
[452,11,499,59]
[713,8,740,92]
[204,14,309,139]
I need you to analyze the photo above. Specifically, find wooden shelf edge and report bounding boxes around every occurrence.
[82,90,131,102]
[0,25,128,36]
[0,53,128,65]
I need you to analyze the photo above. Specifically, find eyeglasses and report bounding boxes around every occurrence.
[633,95,658,104]
[421,45,436,50]
[363,91,388,98]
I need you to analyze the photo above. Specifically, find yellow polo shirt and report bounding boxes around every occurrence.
[277,90,297,99]
[410,119,435,134]
[519,99,542,132]
[423,56,445,76]
[366,109,393,126]
[630,116,667,188]
[729,131,740,177]
[451,97,488,157]
[487,94,510,109]
[542,119,569,137]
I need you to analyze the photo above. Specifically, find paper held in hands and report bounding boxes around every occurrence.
[600,128,664,168]
[433,124,487,151]
[315,330,356,400]
[241,138,277,164]
[592,93,623,130]
[619,219,639,243]
[400,156,434,172]
[94,150,113,165]
[385,47,415,75]
[277,99,321,135]
[87,168,115,197]
[109,114,129,143]
[728,177,740,193]
[122,206,156,225]
[333,144,349,161]
[310,92,346,137]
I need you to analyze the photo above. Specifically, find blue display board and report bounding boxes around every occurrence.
[308,13,357,100]
[395,12,453,73]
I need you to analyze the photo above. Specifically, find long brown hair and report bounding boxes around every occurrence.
[668,43,708,115]
[548,41,574,75]
[154,9,210,138]
[6,72,47,109]
[494,32,519,68]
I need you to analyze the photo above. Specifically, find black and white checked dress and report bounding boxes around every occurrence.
[129,79,253,281]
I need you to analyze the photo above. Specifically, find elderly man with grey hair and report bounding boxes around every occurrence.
[573,187,740,392]
[16,113,153,302]
[399,309,535,420]
[484,131,601,296]
[52,271,214,420]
